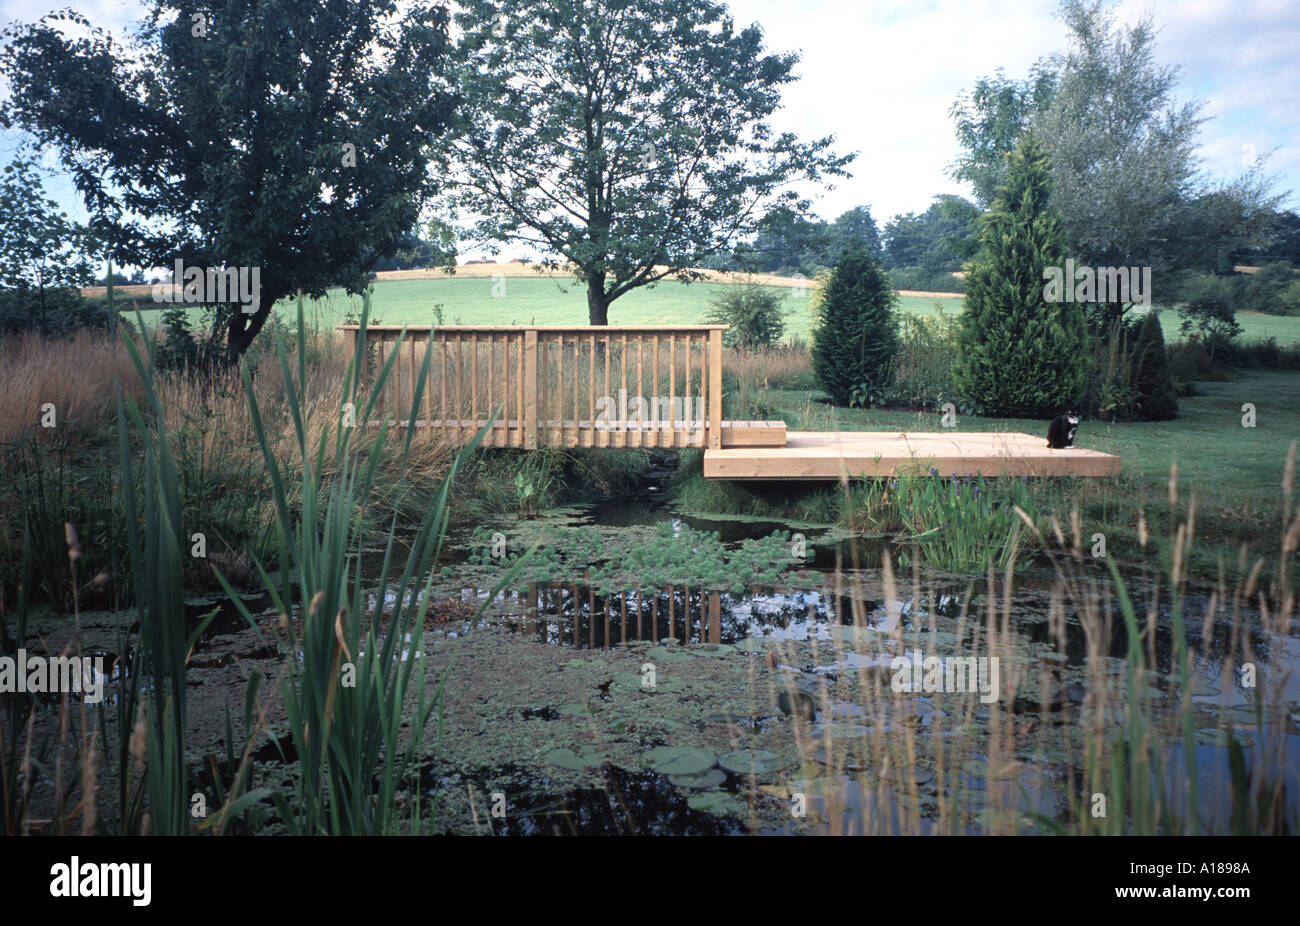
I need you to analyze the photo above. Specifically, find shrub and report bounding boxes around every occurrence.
[705,284,787,350]
[1278,280,1300,316]
[0,286,114,339]
[1238,262,1298,315]
[953,134,1089,418]
[1129,311,1178,420]
[885,266,966,294]
[811,247,899,406]
[1176,274,1241,362]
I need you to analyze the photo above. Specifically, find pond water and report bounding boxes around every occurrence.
[373,495,1300,836]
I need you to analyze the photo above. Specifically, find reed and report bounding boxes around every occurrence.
[216,295,530,833]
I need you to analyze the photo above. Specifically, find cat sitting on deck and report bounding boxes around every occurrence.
[1046,412,1080,449]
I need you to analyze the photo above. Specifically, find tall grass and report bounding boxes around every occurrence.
[758,451,1297,835]
[216,295,530,833]
[113,286,221,835]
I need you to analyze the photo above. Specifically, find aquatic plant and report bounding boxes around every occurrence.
[216,295,531,834]
[892,471,1038,571]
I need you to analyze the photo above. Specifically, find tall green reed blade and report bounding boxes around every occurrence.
[223,300,529,834]
[114,305,218,835]
[1105,555,1161,834]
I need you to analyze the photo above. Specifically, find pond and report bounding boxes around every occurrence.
[25,493,1295,835]
[384,496,1300,835]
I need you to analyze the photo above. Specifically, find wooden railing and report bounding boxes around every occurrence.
[338,325,726,450]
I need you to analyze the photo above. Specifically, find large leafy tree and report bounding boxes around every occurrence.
[950,1,1281,329]
[0,154,97,334]
[881,195,980,271]
[441,0,853,324]
[948,65,1057,209]
[953,134,1089,418]
[2,2,456,361]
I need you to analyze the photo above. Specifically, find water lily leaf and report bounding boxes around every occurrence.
[1196,727,1254,747]
[719,748,793,778]
[815,722,871,740]
[543,746,606,770]
[812,745,868,771]
[613,671,680,692]
[687,790,746,817]
[688,643,735,657]
[556,702,594,717]
[669,768,727,790]
[642,746,717,776]
[645,647,694,663]
[881,763,936,786]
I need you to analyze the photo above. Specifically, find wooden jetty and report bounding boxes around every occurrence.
[338,324,1120,480]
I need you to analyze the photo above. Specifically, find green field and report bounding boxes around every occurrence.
[129,275,1300,346]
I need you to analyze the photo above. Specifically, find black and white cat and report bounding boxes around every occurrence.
[1046,411,1080,449]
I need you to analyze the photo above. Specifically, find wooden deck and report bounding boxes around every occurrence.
[336,324,1118,481]
[702,431,1120,480]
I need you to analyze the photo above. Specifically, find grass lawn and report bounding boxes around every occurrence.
[119,274,1300,346]
[749,368,1298,574]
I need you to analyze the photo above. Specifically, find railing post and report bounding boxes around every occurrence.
[523,328,538,449]
[708,328,723,450]
[341,326,357,389]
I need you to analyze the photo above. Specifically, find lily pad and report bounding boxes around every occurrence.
[613,671,681,692]
[543,746,607,770]
[812,745,868,771]
[642,745,717,776]
[1215,705,1263,726]
[881,763,936,786]
[688,643,735,657]
[669,768,728,790]
[645,646,695,663]
[719,748,793,778]
[556,702,595,717]
[687,790,746,817]
[816,722,871,740]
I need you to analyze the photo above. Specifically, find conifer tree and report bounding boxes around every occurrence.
[953,133,1088,417]
[1130,311,1178,420]
[811,247,899,406]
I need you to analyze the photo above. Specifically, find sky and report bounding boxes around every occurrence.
[1,0,1297,262]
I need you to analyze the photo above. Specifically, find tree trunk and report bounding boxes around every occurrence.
[224,284,289,365]
[587,272,609,326]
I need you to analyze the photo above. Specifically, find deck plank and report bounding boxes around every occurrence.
[702,431,1120,480]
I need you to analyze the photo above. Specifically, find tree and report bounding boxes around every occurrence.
[953,133,1088,418]
[811,248,898,406]
[1031,0,1281,328]
[949,65,1056,209]
[1130,311,1177,420]
[748,207,832,275]
[882,196,980,272]
[440,0,853,325]
[828,207,882,264]
[1176,274,1241,362]
[0,155,96,335]
[2,3,456,362]
[705,284,787,350]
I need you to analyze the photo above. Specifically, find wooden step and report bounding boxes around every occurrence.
[720,420,787,448]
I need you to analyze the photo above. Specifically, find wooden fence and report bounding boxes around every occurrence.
[338,325,726,450]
